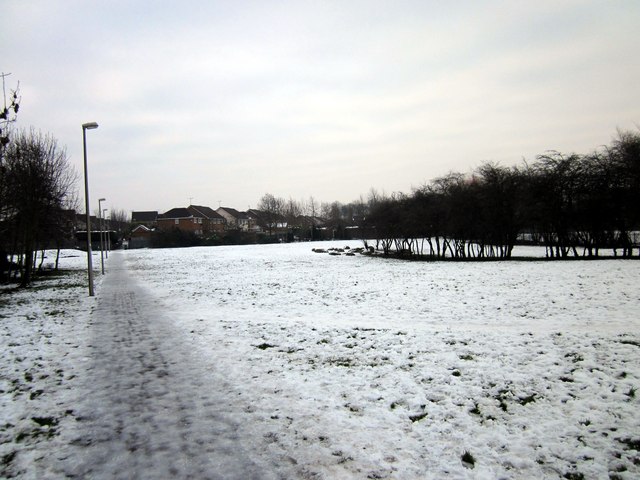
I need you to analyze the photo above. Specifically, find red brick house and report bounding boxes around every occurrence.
[157,208,204,235]
[188,205,225,235]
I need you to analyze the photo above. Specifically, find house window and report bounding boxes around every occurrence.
[175,219,179,225]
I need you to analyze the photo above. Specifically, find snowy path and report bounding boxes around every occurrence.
[65,252,282,479]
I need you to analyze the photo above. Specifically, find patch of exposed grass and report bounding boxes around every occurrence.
[1,450,16,467]
[563,471,584,480]
[469,402,481,415]
[618,437,640,451]
[327,357,355,367]
[495,388,512,412]
[518,393,537,406]
[409,411,428,423]
[565,352,584,363]
[15,417,60,443]
[31,416,58,428]
[461,451,475,469]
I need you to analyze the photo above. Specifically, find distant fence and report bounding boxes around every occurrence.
[75,230,119,250]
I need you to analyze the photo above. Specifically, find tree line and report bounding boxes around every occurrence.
[364,131,640,259]
[256,192,370,241]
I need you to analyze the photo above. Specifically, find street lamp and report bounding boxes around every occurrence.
[103,208,109,259]
[98,198,106,275]
[82,121,99,296]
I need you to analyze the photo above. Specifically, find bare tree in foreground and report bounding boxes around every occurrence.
[2,128,76,285]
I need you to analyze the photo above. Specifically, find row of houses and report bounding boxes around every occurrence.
[129,205,326,248]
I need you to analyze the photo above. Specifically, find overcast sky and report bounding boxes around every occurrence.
[3,1,639,214]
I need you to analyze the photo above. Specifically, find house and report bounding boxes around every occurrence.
[292,215,327,240]
[131,211,158,228]
[216,207,252,232]
[246,209,267,233]
[157,208,204,235]
[187,205,225,235]
[128,224,154,249]
[246,208,288,237]
[75,213,99,231]
[74,213,104,250]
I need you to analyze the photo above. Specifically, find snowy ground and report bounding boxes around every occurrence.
[1,241,639,479]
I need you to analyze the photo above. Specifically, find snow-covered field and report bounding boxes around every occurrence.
[1,241,639,479]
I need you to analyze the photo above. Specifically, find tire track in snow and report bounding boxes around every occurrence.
[66,252,278,479]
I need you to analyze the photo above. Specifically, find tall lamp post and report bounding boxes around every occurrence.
[82,122,99,296]
[98,198,106,274]
[103,208,109,259]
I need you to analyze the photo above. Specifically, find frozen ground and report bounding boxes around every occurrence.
[1,241,639,479]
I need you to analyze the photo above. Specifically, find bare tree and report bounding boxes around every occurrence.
[284,197,302,222]
[367,187,384,209]
[307,196,317,218]
[109,207,129,231]
[0,74,20,275]
[257,193,285,237]
[0,72,20,161]
[608,129,640,256]
[2,128,76,285]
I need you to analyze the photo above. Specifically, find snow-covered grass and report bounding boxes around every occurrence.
[0,251,98,478]
[1,242,639,479]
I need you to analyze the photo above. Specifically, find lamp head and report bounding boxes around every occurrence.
[82,122,99,130]
[98,198,106,202]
